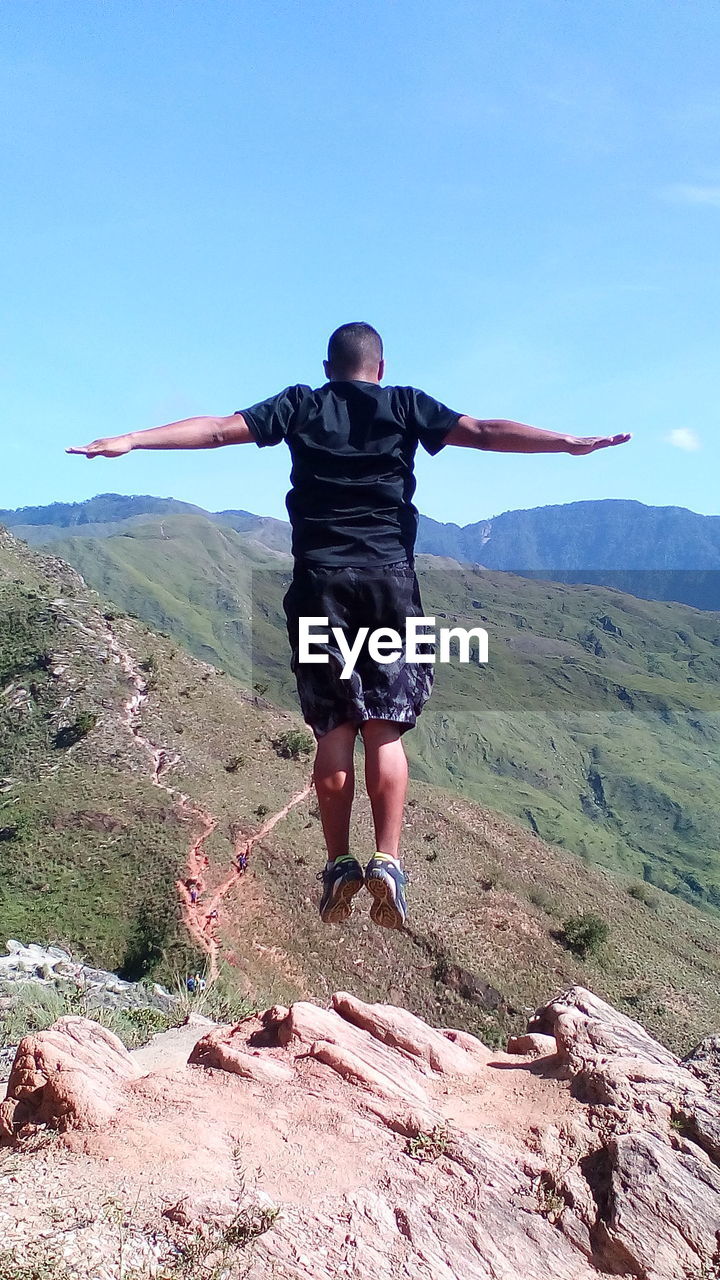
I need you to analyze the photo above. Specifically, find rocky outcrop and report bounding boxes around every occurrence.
[529,986,720,1278]
[0,1016,139,1140]
[1,986,719,1279]
[0,939,177,1013]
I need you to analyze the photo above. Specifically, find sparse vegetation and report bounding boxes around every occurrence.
[528,885,558,915]
[0,1251,73,1280]
[628,881,661,911]
[0,982,181,1052]
[405,1124,451,1162]
[559,912,610,958]
[534,1170,566,1223]
[5,527,720,1056]
[53,711,97,749]
[168,1203,280,1277]
[272,729,314,759]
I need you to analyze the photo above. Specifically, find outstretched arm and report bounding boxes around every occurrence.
[67,413,254,458]
[444,416,631,456]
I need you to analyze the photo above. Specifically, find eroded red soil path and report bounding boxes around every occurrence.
[106,622,311,980]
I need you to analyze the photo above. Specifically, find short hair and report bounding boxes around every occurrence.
[327,322,383,375]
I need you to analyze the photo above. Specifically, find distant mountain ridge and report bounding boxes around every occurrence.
[4,493,720,610]
[0,494,292,552]
[417,498,720,571]
[5,492,720,567]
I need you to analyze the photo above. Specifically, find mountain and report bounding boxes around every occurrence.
[4,527,720,1054]
[418,498,720,570]
[417,499,720,611]
[0,493,292,554]
[7,503,720,918]
[6,492,720,609]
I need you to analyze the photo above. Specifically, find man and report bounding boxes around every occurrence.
[69,322,630,930]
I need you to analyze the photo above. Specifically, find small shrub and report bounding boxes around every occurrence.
[53,712,97,749]
[559,912,610,958]
[140,654,159,689]
[528,886,557,914]
[254,681,269,696]
[535,1170,565,1223]
[255,804,269,819]
[223,1204,280,1246]
[118,1006,173,1047]
[628,882,661,911]
[225,755,245,773]
[273,729,314,760]
[405,1124,450,1162]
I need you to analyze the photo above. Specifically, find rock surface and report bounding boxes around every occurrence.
[1,985,719,1279]
[0,1016,139,1140]
[0,938,177,1014]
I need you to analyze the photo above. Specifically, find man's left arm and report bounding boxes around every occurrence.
[443,416,631,455]
[67,413,255,458]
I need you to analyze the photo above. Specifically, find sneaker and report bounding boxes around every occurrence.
[317,855,364,924]
[364,853,408,929]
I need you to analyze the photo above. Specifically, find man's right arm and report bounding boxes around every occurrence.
[444,416,631,456]
[67,413,255,458]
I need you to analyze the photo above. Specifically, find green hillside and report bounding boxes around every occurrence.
[33,511,720,916]
[3,525,720,1054]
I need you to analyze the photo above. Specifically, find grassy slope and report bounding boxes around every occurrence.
[44,515,720,913]
[3,528,720,1053]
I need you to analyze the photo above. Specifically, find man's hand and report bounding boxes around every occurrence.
[66,435,134,458]
[565,432,632,456]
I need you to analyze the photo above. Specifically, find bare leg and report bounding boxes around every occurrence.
[313,721,358,862]
[360,719,408,860]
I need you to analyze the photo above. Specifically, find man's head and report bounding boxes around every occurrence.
[324,322,384,383]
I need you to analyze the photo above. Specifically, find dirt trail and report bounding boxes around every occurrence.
[105,623,311,981]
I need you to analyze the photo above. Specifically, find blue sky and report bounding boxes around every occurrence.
[3,0,720,525]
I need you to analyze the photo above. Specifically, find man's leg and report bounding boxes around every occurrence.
[361,719,410,929]
[313,721,365,924]
[313,721,358,861]
[360,719,408,857]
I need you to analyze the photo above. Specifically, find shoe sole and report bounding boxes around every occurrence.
[320,874,364,925]
[366,872,406,930]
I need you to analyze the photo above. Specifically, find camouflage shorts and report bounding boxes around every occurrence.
[283,560,435,739]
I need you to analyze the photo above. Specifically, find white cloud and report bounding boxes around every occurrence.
[666,428,701,451]
[663,184,720,207]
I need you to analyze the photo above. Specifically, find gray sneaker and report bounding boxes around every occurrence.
[317,856,364,924]
[364,853,408,929]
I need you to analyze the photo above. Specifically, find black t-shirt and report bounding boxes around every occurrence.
[237,381,460,566]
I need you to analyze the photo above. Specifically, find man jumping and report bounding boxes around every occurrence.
[69,322,630,930]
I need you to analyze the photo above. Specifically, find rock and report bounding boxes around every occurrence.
[0,939,178,1015]
[595,1131,720,1278]
[684,1033,720,1091]
[331,991,491,1074]
[1,985,718,1279]
[0,1016,140,1142]
[506,1032,558,1057]
[188,1025,295,1084]
[528,986,720,1278]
